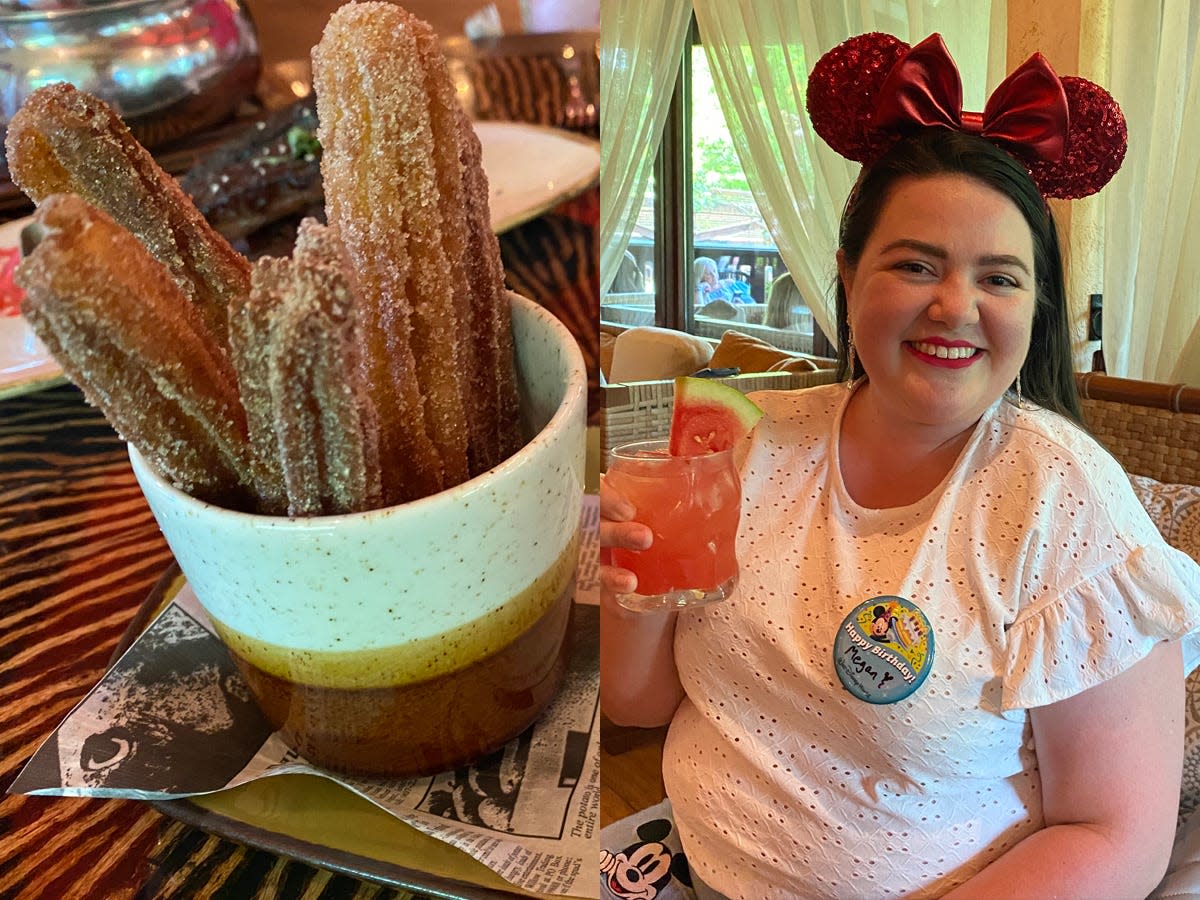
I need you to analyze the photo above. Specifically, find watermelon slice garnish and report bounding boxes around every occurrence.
[668,376,764,457]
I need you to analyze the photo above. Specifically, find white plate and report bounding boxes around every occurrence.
[477,120,600,233]
[0,121,599,399]
[0,217,64,400]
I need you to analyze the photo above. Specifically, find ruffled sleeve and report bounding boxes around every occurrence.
[1001,542,1200,715]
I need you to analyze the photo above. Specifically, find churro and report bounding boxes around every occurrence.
[229,258,290,514]
[17,194,250,502]
[278,219,383,516]
[457,110,524,463]
[312,3,451,503]
[403,8,489,477]
[4,83,250,349]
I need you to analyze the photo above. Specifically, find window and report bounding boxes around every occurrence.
[600,17,830,356]
[601,175,657,328]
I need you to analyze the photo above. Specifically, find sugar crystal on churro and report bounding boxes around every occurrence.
[313,4,448,504]
[267,221,383,516]
[229,257,291,513]
[457,109,525,464]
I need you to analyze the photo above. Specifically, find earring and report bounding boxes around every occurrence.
[1015,373,1023,407]
[845,328,856,389]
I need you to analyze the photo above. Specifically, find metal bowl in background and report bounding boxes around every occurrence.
[0,0,261,171]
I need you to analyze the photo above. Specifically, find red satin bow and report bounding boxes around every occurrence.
[873,34,1069,163]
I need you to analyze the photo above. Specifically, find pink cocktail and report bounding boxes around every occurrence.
[606,439,741,611]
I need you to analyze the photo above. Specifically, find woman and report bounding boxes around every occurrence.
[601,35,1200,899]
[694,256,731,306]
[763,270,803,330]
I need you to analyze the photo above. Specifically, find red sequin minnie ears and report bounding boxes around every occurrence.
[806,32,1127,199]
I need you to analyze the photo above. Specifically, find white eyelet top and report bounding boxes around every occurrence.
[665,383,1200,899]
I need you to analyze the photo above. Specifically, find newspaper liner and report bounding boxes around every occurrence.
[10,498,603,899]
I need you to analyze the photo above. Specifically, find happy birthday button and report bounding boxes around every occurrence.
[832,596,934,704]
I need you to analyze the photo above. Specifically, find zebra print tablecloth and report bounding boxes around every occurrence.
[0,385,425,899]
[499,185,600,426]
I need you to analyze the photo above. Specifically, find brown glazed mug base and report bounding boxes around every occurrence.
[227,583,575,777]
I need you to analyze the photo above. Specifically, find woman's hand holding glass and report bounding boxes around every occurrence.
[599,473,685,728]
[599,474,651,600]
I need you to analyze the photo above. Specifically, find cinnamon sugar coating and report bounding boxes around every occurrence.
[456,110,524,463]
[313,2,522,497]
[229,258,291,513]
[313,3,448,503]
[17,195,250,502]
[5,83,251,349]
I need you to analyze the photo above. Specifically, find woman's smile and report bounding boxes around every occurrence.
[906,339,983,367]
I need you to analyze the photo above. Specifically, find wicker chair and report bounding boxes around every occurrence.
[1076,372,1200,487]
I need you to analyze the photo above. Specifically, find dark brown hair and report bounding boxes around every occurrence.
[833,128,1084,427]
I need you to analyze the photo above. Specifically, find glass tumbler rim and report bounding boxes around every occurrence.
[608,438,736,463]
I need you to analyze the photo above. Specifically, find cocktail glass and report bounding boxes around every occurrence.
[605,439,741,612]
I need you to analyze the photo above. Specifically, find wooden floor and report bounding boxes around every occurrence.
[599,721,669,828]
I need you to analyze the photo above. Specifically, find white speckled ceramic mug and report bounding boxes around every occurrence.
[129,292,586,775]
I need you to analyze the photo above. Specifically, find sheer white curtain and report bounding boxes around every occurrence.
[690,1,1007,346]
[1177,314,1200,384]
[598,0,693,296]
[1101,0,1200,382]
